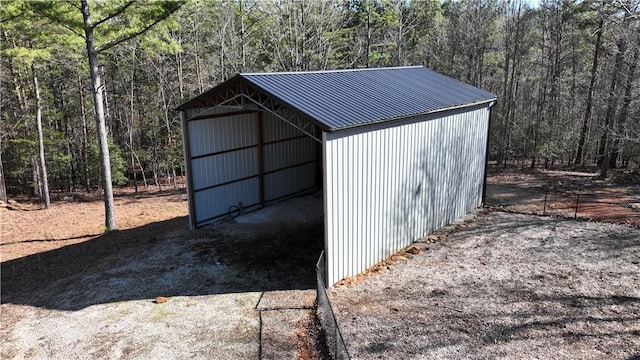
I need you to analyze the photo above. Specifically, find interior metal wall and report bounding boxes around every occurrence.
[262,113,317,202]
[323,105,491,285]
[185,110,317,228]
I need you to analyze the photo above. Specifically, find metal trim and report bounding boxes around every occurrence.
[258,112,265,208]
[190,144,258,161]
[193,174,259,193]
[180,111,197,230]
[482,105,494,205]
[187,109,257,122]
[192,160,316,193]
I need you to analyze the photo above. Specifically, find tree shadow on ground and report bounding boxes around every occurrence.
[1,216,324,311]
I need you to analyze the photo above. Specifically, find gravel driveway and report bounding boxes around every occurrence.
[1,196,325,359]
[329,211,640,359]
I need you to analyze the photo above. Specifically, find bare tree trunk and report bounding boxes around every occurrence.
[239,0,247,70]
[609,36,639,168]
[366,5,371,68]
[0,137,7,203]
[81,0,117,231]
[193,24,204,93]
[575,18,603,166]
[159,73,177,190]
[32,63,50,209]
[129,52,138,194]
[132,150,148,189]
[32,157,40,199]
[599,27,627,179]
[78,74,91,192]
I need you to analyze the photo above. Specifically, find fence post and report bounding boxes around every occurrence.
[543,188,548,215]
[575,193,580,219]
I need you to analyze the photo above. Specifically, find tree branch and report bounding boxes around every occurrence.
[61,0,81,11]
[29,4,85,38]
[90,0,135,29]
[96,4,182,53]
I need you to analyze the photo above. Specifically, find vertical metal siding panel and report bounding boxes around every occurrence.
[189,113,259,224]
[263,138,315,172]
[451,115,460,219]
[263,163,315,200]
[329,137,337,286]
[191,148,258,190]
[262,111,316,202]
[411,122,420,240]
[378,128,387,264]
[193,178,259,224]
[468,111,477,209]
[448,116,454,220]
[460,112,469,216]
[323,133,334,286]
[363,131,370,271]
[263,111,304,142]
[369,130,377,269]
[189,113,257,157]
[340,136,347,283]
[324,106,492,286]
[436,119,444,227]
[384,127,393,261]
[344,137,360,275]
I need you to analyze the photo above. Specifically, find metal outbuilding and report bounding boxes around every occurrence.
[177,66,497,286]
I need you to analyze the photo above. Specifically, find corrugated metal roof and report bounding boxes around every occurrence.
[178,66,497,132]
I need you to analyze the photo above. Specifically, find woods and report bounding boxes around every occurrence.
[1,0,640,223]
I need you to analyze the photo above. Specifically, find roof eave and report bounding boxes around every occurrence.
[326,98,498,132]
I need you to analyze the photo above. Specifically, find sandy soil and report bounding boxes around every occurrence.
[1,193,326,359]
[329,211,640,359]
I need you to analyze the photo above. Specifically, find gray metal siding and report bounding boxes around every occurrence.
[193,178,260,224]
[191,148,258,190]
[187,110,317,227]
[188,113,257,157]
[263,137,315,172]
[264,163,316,202]
[263,111,306,142]
[323,106,490,285]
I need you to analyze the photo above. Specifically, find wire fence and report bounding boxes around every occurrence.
[486,184,640,227]
[316,251,350,360]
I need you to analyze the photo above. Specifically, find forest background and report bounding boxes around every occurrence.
[1,0,639,226]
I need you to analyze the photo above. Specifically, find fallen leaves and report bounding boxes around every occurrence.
[334,222,467,288]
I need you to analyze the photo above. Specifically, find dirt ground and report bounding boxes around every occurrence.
[485,167,640,226]
[1,191,326,359]
[329,210,640,359]
[0,187,189,262]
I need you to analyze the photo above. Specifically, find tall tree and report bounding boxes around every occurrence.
[1,1,68,207]
[32,63,50,208]
[609,33,640,168]
[29,0,182,231]
[598,13,629,178]
[575,16,603,165]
